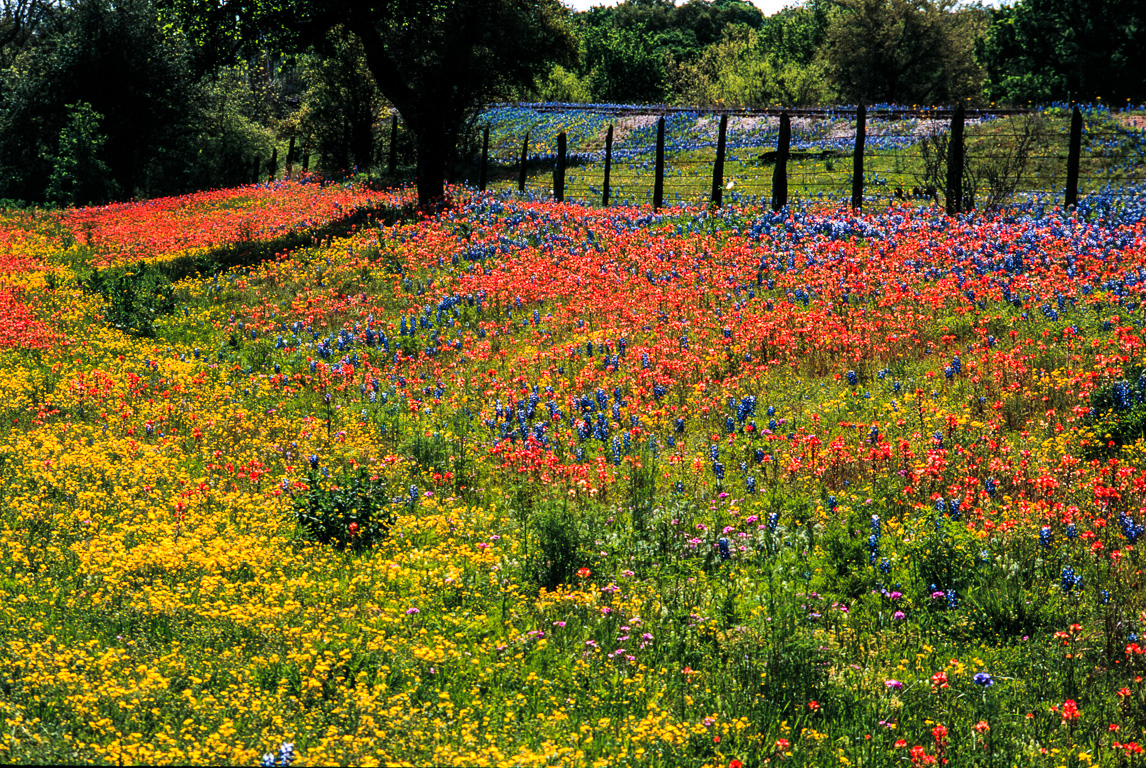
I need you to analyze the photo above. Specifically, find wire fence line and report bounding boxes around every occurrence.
[465,103,1146,211]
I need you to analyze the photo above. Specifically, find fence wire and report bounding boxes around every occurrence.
[473,104,1146,210]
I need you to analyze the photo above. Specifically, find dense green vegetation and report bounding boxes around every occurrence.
[0,0,1141,208]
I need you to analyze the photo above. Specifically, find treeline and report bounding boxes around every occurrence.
[548,0,1146,108]
[0,0,1142,208]
[0,0,404,207]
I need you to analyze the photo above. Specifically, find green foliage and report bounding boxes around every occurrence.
[905,515,981,597]
[294,469,395,553]
[85,263,176,337]
[584,24,667,104]
[298,26,385,174]
[820,513,879,599]
[535,64,592,104]
[185,63,277,190]
[45,102,118,207]
[1084,368,1146,455]
[977,0,1146,104]
[531,502,588,591]
[671,25,833,106]
[0,0,199,203]
[823,0,987,105]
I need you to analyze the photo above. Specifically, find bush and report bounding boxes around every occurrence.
[85,263,175,337]
[294,469,395,553]
[45,102,118,207]
[531,502,588,591]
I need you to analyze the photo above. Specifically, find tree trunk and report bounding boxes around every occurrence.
[412,119,452,210]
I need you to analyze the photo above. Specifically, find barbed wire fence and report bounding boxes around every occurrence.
[461,103,1145,211]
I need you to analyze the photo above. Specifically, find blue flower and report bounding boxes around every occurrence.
[973,672,995,687]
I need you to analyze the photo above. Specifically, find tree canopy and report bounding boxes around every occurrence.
[822,0,987,106]
[0,0,198,203]
[165,0,576,207]
[977,0,1146,105]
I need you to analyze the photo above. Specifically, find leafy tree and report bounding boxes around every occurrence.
[185,62,277,190]
[822,0,988,105]
[0,0,54,68]
[977,0,1146,104]
[535,64,592,103]
[584,23,668,103]
[672,23,832,106]
[0,0,198,202]
[757,0,830,66]
[44,101,118,206]
[298,26,385,174]
[168,0,576,208]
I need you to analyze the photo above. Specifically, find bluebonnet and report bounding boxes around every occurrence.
[1118,512,1143,543]
[846,370,858,386]
[718,539,730,560]
[767,512,779,531]
[261,742,295,767]
[1039,526,1051,547]
[737,395,757,422]
[1061,566,1082,593]
[973,672,995,687]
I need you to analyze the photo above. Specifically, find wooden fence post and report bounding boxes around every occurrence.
[388,114,398,176]
[603,124,613,207]
[653,115,665,210]
[268,148,278,181]
[301,151,309,174]
[518,131,529,194]
[480,125,490,192]
[555,131,566,202]
[711,113,728,209]
[852,104,866,210]
[1065,105,1082,208]
[945,104,965,215]
[771,112,790,212]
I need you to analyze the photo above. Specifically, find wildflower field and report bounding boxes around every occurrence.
[5,176,1146,767]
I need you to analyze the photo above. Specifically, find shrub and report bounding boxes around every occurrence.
[85,263,175,337]
[293,468,395,553]
[531,502,588,591]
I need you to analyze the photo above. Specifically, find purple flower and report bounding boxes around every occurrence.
[893,611,906,621]
[973,672,995,687]
[885,679,904,691]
